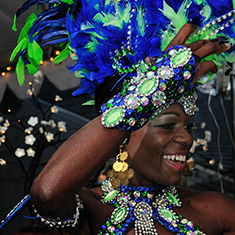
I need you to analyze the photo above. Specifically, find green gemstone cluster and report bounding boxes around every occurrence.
[101,45,198,131]
[98,180,206,235]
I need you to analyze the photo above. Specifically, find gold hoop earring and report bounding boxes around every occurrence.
[107,145,134,189]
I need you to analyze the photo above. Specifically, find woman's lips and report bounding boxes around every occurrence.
[163,154,186,171]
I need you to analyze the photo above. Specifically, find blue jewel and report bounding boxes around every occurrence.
[101,225,106,229]
[135,198,140,202]
[174,228,179,232]
[169,225,174,230]
[121,227,126,232]
[145,199,150,203]
[126,219,131,223]
[123,223,128,227]
[137,186,143,191]
[115,229,119,233]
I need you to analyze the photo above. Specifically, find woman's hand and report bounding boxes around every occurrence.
[165,23,231,84]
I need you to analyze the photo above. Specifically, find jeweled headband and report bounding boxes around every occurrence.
[11,0,235,118]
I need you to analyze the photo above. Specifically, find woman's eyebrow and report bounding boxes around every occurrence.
[160,111,180,117]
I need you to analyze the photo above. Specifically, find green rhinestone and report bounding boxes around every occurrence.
[105,108,124,125]
[186,64,192,70]
[103,190,118,202]
[118,68,123,73]
[138,78,156,95]
[159,208,176,221]
[137,106,143,112]
[107,103,113,108]
[166,192,180,205]
[117,224,122,229]
[179,215,183,219]
[114,202,119,208]
[106,221,111,226]
[179,224,184,228]
[151,66,157,71]
[172,49,190,67]
[121,89,127,95]
[98,230,103,234]
[142,191,147,196]
[112,207,127,223]
[194,225,200,231]
[182,228,187,233]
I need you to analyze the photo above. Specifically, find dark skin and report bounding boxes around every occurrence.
[30,24,235,234]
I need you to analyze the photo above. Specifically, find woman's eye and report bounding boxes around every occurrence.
[158,123,176,129]
[184,123,195,130]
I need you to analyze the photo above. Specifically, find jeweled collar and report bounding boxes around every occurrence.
[98,180,206,235]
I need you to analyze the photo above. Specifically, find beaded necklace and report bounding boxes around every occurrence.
[98,180,206,235]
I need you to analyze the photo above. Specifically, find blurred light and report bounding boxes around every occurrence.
[50,57,54,62]
[55,50,60,55]
[8,109,11,113]
[1,72,6,77]
[40,61,44,65]
[6,66,12,71]
[209,159,215,165]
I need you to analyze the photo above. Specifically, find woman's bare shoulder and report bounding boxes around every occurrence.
[178,187,235,234]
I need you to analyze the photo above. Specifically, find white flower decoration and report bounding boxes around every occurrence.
[27,88,34,96]
[25,127,33,134]
[27,148,35,157]
[4,119,10,127]
[204,130,212,142]
[45,132,54,142]
[58,121,67,132]
[0,117,3,123]
[49,120,56,128]
[51,106,58,114]
[15,148,26,158]
[0,136,5,144]
[200,122,206,129]
[28,116,39,127]
[0,158,6,166]
[41,120,48,126]
[25,134,36,145]
[0,126,7,133]
[34,70,43,79]
[55,95,62,101]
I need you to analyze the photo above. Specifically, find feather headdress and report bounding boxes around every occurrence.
[11,0,235,96]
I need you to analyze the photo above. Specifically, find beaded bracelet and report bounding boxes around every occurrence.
[33,194,83,228]
[101,45,197,131]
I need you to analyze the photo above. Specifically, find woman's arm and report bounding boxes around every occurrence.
[30,115,130,218]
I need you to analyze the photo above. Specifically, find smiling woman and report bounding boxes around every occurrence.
[1,0,235,234]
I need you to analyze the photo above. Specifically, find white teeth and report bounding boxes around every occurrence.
[163,154,186,162]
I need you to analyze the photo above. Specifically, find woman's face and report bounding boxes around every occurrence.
[126,103,194,186]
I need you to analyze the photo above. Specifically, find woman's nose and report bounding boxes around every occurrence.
[174,127,194,148]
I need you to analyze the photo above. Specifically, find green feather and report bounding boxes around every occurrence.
[16,57,25,86]
[53,43,71,64]
[60,0,74,4]
[82,99,95,106]
[28,40,43,63]
[36,5,40,15]
[136,5,145,37]
[85,36,99,53]
[26,57,39,74]
[17,13,37,44]
[12,14,17,32]
[10,37,29,62]
[159,0,189,32]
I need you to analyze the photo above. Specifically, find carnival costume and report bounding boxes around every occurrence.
[1,0,235,234]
